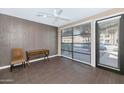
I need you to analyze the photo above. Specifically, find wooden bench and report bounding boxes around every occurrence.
[26,49,49,64]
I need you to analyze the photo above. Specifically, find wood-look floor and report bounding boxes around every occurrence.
[0,56,124,84]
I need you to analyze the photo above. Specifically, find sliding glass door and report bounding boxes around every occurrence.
[61,23,91,64]
[61,28,73,58]
[73,23,91,63]
[96,16,121,70]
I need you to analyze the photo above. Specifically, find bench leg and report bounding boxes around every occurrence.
[27,61,30,66]
[47,55,49,60]
[22,62,26,68]
[24,62,26,68]
[44,55,45,60]
[10,64,13,72]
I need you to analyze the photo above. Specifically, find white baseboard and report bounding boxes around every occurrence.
[28,54,58,63]
[0,54,58,70]
[0,65,10,70]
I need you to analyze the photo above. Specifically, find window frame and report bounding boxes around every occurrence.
[96,15,122,73]
[61,23,91,64]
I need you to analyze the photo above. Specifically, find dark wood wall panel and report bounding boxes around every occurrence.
[0,13,58,67]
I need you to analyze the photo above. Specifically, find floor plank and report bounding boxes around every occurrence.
[0,56,124,84]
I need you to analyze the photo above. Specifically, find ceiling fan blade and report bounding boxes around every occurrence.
[57,9,63,15]
[38,14,70,21]
[38,12,54,16]
[53,8,63,16]
[54,16,70,21]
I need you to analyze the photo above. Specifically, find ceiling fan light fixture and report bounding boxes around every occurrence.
[42,15,47,18]
[53,9,57,16]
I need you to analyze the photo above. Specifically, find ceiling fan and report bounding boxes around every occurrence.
[37,8,70,22]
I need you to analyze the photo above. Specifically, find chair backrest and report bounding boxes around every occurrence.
[12,48,24,59]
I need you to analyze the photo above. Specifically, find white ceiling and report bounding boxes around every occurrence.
[0,8,111,27]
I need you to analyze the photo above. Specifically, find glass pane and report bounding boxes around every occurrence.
[62,28,73,36]
[73,35,91,43]
[62,36,72,43]
[73,43,91,54]
[73,26,82,35]
[98,18,120,68]
[61,50,72,58]
[73,23,91,35]
[73,52,90,63]
[61,43,72,51]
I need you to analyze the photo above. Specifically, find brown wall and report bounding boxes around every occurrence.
[0,13,58,67]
